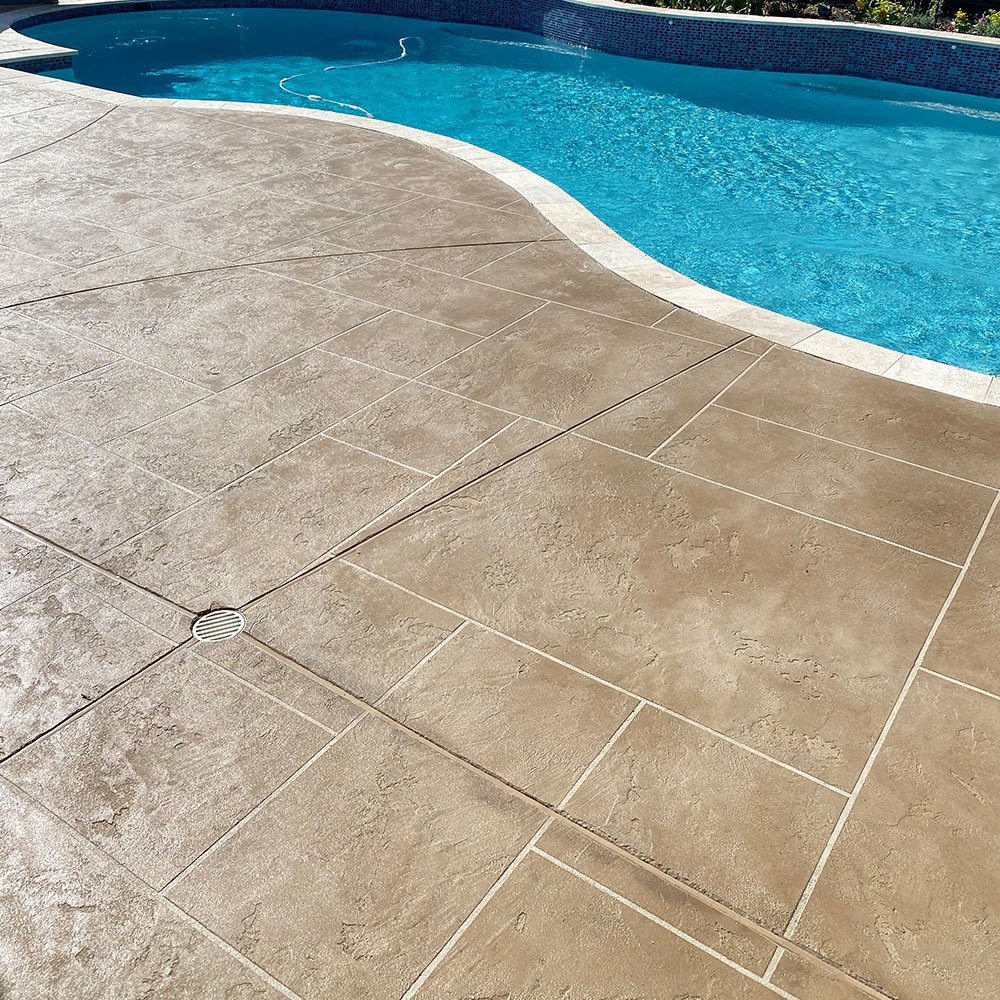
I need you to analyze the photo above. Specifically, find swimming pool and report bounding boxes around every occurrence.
[21,7,1000,373]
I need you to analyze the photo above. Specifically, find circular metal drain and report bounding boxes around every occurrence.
[191,608,246,642]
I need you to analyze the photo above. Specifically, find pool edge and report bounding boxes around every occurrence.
[1,8,997,407]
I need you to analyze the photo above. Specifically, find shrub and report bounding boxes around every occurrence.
[973,8,1000,34]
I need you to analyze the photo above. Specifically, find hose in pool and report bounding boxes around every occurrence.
[277,35,423,117]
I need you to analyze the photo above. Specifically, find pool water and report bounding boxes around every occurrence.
[24,8,1000,373]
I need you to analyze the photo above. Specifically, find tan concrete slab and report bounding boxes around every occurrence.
[244,558,462,704]
[0,407,193,558]
[423,302,716,426]
[415,850,778,999]
[323,310,482,377]
[167,717,542,1000]
[792,671,1000,1000]
[352,434,955,788]
[2,648,331,888]
[659,404,995,562]
[0,569,177,760]
[381,624,638,802]
[109,350,402,494]
[564,705,844,929]
[18,359,209,444]
[0,781,290,1000]
[101,435,427,609]
[720,347,1000,485]
[328,381,514,474]
[471,240,673,326]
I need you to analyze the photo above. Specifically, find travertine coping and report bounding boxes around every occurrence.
[2,0,998,405]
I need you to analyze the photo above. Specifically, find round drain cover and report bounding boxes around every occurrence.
[191,608,246,642]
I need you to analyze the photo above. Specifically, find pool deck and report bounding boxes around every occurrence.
[3,67,1000,1000]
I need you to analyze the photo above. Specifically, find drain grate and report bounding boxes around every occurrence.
[191,608,246,642]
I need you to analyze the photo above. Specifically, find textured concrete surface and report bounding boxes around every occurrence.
[2,73,1000,1000]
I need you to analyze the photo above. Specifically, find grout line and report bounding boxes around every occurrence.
[94,310,392,445]
[651,304,680,326]
[648,455,964,569]
[401,692,648,999]
[916,666,1000,705]
[0,561,78,616]
[0,238,560,319]
[0,515,195,620]
[321,433,434,476]
[647,345,775,458]
[371,243,741,354]
[8,402,204,500]
[2,359,122,407]
[375,620,472,701]
[160,722,358,896]
[398,818,555,1000]
[777,490,1000,947]
[0,776,306,1000]
[240,337,751,609]
[0,105,119,166]
[762,946,784,983]
[531,848,801,1000]
[557,702,643,809]
[0,637,195,765]
[188,626,886,998]
[343,560,850,799]
[204,658,340,736]
[711,402,999,493]
[161,623,468,894]
[410,379,561,429]
[281,418,531,581]
[459,236,536,276]
[163,901,307,1000]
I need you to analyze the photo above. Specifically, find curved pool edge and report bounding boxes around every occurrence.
[1,6,998,407]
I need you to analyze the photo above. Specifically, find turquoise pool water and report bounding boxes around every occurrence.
[24,8,1000,373]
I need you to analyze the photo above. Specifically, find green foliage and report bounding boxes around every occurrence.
[628,0,1000,36]
[973,9,1000,34]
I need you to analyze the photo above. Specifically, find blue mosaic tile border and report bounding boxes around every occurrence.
[11,0,1000,98]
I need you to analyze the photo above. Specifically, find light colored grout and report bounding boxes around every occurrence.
[203,657,340,736]
[321,433,434,476]
[8,402,204,501]
[459,236,536,277]
[90,310,392,445]
[0,637,194,766]
[196,620,888,998]
[648,453,964,569]
[1,359,121,407]
[368,245,742,355]
[163,900,307,1000]
[711,402,999,493]
[160,720,358,897]
[160,622,469,894]
[771,489,1000,971]
[399,818,556,1000]
[916,666,1000,705]
[557,701,643,809]
[341,560,851,797]
[0,515,193,620]
[316,339,561,428]
[402,689,650,999]
[646,345,775,458]
[280,417,532,582]
[532,848,801,1000]
[279,325,965,573]
[0,775,306,1000]
[763,947,784,983]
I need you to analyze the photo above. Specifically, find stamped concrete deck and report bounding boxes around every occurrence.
[2,69,1000,1000]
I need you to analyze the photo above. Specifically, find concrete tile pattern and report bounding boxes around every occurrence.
[1,81,998,1000]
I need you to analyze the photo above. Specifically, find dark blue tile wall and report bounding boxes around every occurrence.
[10,0,1000,98]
